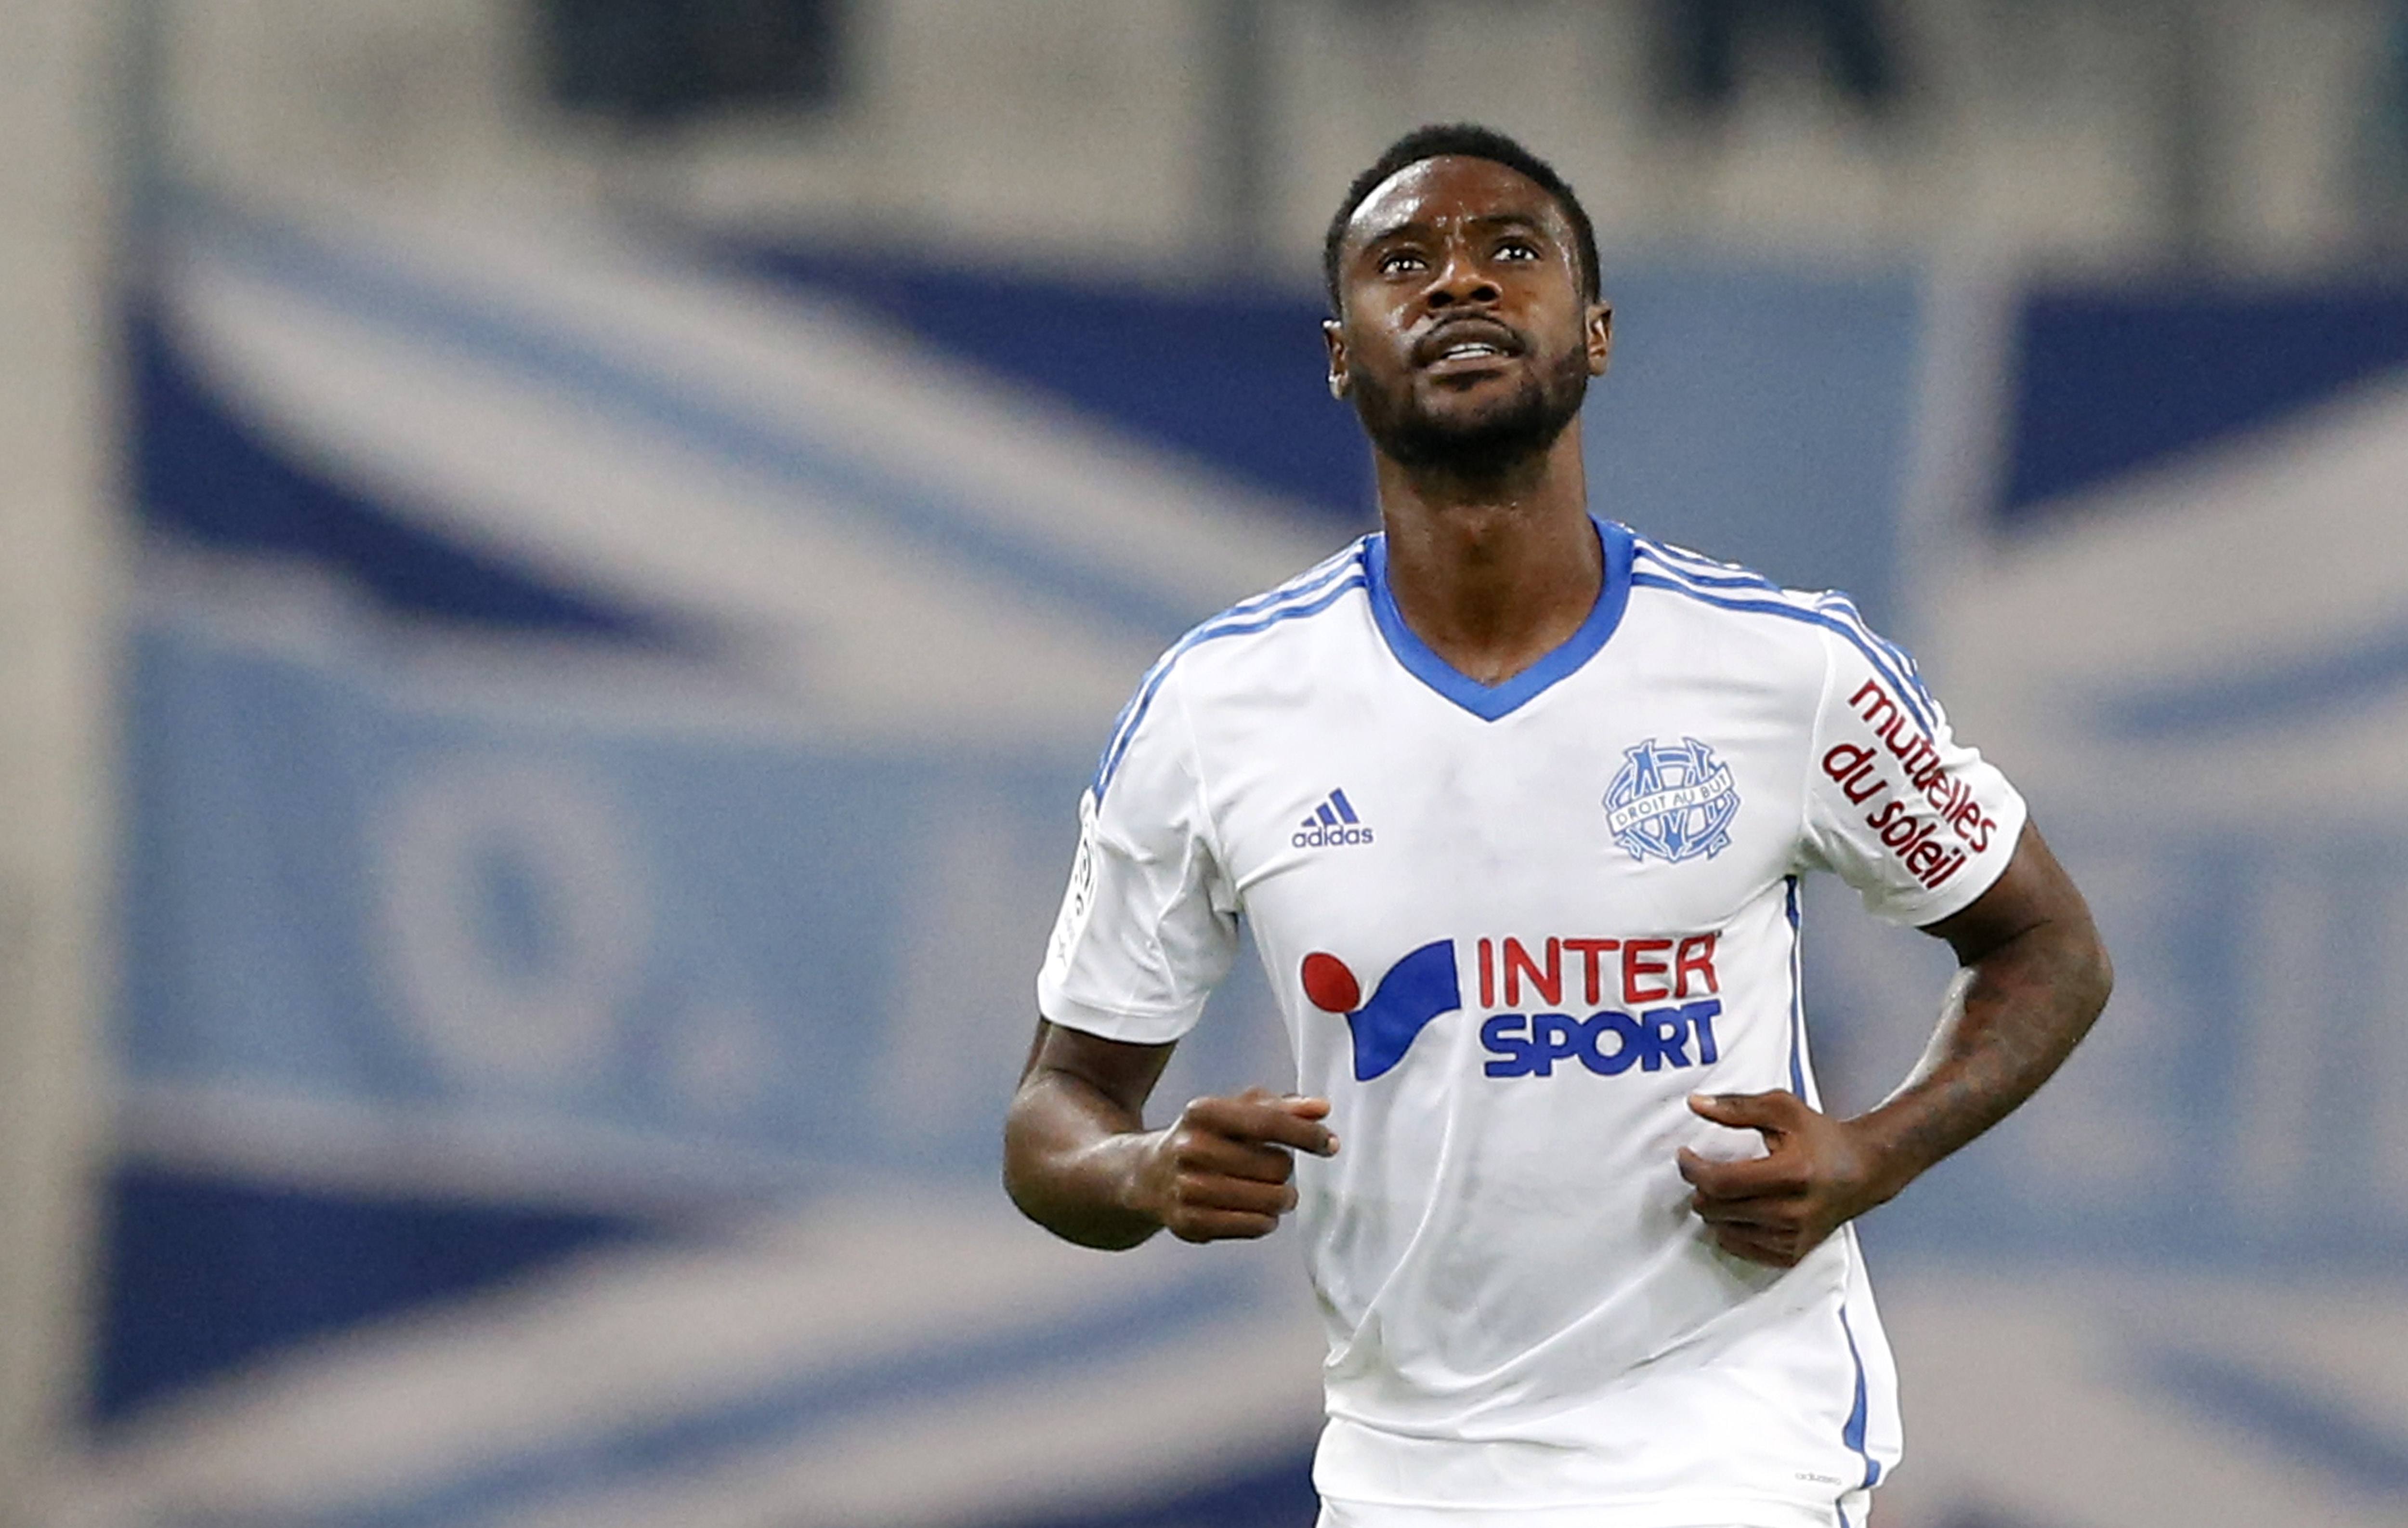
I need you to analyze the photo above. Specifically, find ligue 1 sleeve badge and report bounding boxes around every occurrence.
[1604,737,1740,864]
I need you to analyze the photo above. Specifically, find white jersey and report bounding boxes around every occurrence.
[1038,518,2027,1528]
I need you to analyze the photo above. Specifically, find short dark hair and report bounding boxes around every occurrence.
[1322,123,1601,317]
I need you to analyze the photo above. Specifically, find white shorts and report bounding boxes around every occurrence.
[1315,1494,1871,1528]
[1322,1517,1772,1528]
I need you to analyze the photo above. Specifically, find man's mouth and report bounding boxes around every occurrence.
[1416,320,1522,370]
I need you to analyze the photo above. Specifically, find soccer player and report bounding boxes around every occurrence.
[1003,123,2111,1528]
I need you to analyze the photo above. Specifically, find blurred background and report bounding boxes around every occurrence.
[5,1,2408,1525]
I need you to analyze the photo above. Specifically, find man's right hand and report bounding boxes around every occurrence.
[1131,1088,1339,1242]
[1006,1020,1338,1251]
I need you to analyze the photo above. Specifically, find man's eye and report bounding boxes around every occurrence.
[1378,250,1426,275]
[1497,239,1539,261]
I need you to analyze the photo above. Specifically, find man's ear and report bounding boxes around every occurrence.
[1586,303,1613,377]
[1323,318,1350,399]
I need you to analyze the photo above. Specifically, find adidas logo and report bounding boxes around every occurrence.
[1293,788,1374,848]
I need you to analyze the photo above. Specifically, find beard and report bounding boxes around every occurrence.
[1350,340,1590,480]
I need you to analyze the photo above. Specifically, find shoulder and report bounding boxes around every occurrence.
[1178,538,1373,660]
[1626,530,1841,632]
[1091,538,1372,798]
[1622,530,1934,715]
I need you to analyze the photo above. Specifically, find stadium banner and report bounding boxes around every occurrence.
[83,189,2408,1528]
[1859,277,2408,1528]
[85,199,1335,1528]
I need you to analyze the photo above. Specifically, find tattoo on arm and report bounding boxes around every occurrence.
[1858,824,2113,1203]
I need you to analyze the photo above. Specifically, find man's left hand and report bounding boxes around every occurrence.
[1676,1091,1886,1268]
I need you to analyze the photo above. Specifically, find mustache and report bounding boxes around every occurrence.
[1411,316,1526,367]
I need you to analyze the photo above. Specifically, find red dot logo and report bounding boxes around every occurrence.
[1301,951,1361,1013]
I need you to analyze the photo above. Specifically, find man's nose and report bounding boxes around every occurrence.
[1425,246,1500,308]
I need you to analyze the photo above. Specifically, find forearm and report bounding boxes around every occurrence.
[1002,1067,1166,1251]
[1851,913,2112,1205]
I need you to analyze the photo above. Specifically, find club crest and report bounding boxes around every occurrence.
[1605,737,1740,864]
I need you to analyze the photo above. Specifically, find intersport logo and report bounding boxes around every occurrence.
[1300,933,1726,1084]
[1301,941,1460,1081]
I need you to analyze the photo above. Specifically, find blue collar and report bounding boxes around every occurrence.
[1366,515,1634,721]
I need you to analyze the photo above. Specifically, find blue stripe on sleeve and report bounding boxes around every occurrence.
[1628,572,1938,734]
[1092,554,1370,799]
[1631,539,1783,593]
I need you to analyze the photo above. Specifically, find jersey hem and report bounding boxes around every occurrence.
[1034,993,1198,1046]
[1898,789,2028,929]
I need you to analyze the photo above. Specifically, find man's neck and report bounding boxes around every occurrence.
[1374,427,1601,688]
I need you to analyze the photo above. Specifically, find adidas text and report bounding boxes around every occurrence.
[1294,824,1375,848]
